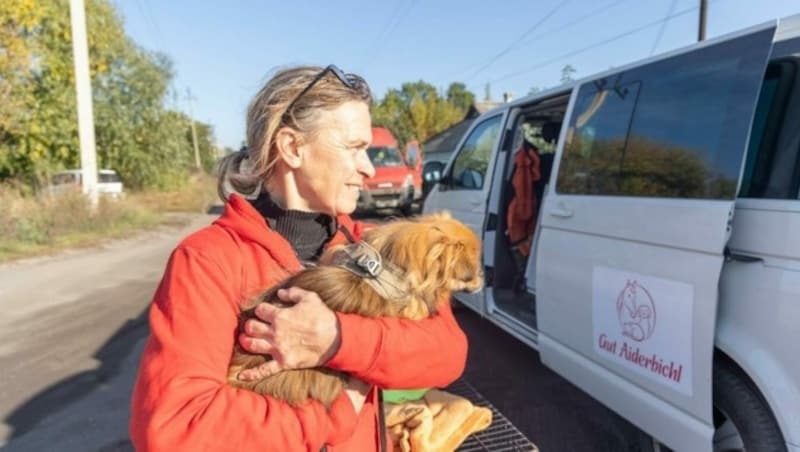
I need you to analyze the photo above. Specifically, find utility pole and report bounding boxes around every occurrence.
[698,0,707,42]
[185,87,202,170]
[69,0,98,206]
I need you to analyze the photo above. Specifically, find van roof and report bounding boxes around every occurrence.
[371,127,398,148]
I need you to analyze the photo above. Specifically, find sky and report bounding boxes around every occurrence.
[114,0,799,149]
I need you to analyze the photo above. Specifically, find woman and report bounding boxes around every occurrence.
[129,65,468,451]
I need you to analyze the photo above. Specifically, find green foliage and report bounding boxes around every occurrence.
[372,81,475,149]
[0,187,158,260]
[0,174,216,262]
[0,0,220,190]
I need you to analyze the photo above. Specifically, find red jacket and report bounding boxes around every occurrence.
[506,144,541,257]
[129,194,468,451]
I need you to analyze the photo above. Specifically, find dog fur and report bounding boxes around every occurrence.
[227,212,482,408]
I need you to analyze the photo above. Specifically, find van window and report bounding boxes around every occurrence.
[98,172,122,183]
[557,27,775,199]
[448,115,502,190]
[739,60,798,199]
[557,82,640,195]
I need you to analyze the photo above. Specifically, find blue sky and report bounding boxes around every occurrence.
[114,0,798,149]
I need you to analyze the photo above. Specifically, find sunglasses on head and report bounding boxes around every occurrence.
[283,65,362,120]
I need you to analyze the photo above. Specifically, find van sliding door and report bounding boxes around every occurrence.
[536,23,776,452]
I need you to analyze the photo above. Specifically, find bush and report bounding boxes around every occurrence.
[0,174,217,262]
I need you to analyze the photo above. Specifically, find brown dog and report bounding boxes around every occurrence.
[227,212,483,408]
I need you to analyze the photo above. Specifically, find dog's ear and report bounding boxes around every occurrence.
[411,224,478,302]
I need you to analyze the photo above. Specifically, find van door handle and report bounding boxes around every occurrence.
[470,199,484,207]
[549,207,573,218]
[724,248,763,263]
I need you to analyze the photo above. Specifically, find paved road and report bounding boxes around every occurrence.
[454,306,648,451]
[0,213,213,450]
[0,211,647,451]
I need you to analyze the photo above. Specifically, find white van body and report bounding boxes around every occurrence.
[424,15,800,452]
[48,169,124,199]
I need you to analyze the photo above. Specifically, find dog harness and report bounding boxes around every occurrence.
[329,240,410,303]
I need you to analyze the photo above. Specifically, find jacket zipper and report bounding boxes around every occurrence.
[378,389,387,452]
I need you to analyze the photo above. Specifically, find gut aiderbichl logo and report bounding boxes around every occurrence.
[616,280,656,342]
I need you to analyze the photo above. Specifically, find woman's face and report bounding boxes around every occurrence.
[296,100,375,215]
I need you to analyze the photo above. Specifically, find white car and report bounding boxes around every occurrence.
[425,15,800,452]
[48,169,124,199]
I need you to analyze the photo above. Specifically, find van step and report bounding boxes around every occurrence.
[446,379,539,451]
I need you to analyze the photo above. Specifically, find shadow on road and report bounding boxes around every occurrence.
[4,303,149,447]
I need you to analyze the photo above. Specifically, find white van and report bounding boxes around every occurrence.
[423,15,800,452]
[48,169,124,199]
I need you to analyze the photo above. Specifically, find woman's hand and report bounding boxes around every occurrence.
[238,287,342,381]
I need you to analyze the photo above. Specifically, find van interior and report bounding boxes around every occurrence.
[489,93,570,329]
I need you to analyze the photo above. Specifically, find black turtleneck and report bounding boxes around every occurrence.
[250,194,336,262]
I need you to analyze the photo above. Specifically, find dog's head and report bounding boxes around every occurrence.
[361,211,484,308]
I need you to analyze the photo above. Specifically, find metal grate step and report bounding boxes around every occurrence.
[446,379,538,452]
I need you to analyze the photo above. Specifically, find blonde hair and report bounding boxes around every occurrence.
[217,66,372,201]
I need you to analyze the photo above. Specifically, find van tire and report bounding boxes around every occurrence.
[713,359,787,452]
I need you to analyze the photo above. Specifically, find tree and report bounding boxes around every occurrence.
[0,0,43,140]
[446,82,474,112]
[372,81,475,148]
[0,0,219,189]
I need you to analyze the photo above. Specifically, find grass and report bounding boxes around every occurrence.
[0,174,219,263]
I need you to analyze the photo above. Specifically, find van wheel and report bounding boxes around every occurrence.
[713,359,786,452]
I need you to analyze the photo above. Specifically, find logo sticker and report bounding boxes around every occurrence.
[616,280,656,342]
[593,267,693,396]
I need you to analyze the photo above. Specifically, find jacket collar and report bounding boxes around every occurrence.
[214,194,360,271]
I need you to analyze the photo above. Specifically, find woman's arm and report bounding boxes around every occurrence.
[129,246,358,452]
[238,292,468,390]
[326,300,468,389]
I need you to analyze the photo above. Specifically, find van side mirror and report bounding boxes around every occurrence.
[422,161,445,196]
[423,161,444,182]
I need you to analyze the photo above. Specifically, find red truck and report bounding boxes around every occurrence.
[357,127,420,215]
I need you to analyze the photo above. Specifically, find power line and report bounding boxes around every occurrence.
[360,0,407,70]
[490,1,713,84]
[361,0,418,70]
[142,0,163,41]
[515,0,629,50]
[465,0,570,81]
[650,0,678,56]
[126,0,166,64]
[441,0,628,82]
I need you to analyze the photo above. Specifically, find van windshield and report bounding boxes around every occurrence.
[99,172,121,183]
[367,147,404,167]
